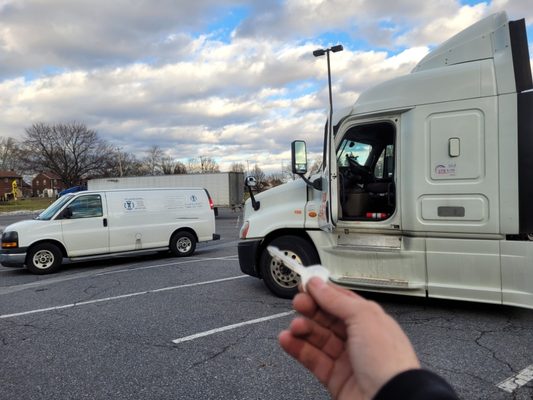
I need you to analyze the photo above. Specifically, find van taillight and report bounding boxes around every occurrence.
[204,189,214,210]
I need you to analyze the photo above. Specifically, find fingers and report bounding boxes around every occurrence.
[278,330,335,385]
[293,292,348,340]
[288,317,345,359]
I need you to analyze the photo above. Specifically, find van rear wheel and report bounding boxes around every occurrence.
[26,243,62,274]
[170,231,196,257]
[259,235,319,299]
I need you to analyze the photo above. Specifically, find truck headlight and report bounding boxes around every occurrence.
[1,231,19,249]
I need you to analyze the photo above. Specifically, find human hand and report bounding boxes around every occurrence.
[279,278,420,400]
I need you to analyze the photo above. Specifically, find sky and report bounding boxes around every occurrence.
[0,0,532,174]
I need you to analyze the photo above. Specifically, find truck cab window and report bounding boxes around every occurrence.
[68,195,103,219]
[337,122,395,221]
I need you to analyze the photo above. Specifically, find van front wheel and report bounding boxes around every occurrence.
[170,232,196,257]
[26,243,62,274]
[259,235,319,299]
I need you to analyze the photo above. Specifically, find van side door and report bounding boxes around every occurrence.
[59,193,110,257]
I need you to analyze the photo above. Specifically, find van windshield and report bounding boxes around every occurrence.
[35,194,74,220]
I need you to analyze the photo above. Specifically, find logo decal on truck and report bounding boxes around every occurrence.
[434,162,456,177]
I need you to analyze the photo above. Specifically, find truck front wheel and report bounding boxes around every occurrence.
[170,231,196,257]
[259,235,319,298]
[26,243,62,274]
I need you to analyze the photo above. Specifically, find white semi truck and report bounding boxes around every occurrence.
[238,12,533,309]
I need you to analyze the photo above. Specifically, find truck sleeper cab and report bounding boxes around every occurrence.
[0,188,219,274]
[238,12,533,309]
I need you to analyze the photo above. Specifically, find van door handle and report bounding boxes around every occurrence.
[103,218,108,227]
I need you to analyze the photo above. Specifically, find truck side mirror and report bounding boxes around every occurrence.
[244,176,260,211]
[291,140,308,174]
[245,176,257,187]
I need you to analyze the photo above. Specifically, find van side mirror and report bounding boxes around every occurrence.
[291,140,308,174]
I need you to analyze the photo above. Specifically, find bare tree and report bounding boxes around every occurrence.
[97,149,143,178]
[230,162,246,173]
[199,156,219,173]
[0,137,22,171]
[250,164,267,191]
[188,156,220,173]
[173,161,187,174]
[143,145,164,175]
[160,155,176,175]
[267,171,284,188]
[20,122,113,187]
[187,158,200,173]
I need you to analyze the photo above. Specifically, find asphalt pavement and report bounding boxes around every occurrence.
[1,209,532,399]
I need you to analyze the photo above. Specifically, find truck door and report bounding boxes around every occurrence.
[319,117,427,294]
[318,122,339,232]
[60,193,110,257]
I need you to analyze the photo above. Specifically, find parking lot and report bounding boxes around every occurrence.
[1,209,533,399]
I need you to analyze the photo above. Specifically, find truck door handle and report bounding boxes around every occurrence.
[103,218,108,227]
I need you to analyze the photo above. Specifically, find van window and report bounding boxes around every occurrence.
[68,195,103,219]
[37,194,74,220]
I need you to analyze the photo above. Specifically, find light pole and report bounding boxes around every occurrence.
[313,45,343,137]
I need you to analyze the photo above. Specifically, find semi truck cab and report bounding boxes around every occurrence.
[238,12,533,309]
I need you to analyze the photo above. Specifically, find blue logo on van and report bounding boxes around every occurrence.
[190,195,197,202]
[124,200,135,210]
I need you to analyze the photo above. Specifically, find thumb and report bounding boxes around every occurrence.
[306,277,365,321]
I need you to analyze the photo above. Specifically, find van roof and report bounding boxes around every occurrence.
[78,187,207,195]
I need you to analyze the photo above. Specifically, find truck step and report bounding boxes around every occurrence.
[332,276,425,290]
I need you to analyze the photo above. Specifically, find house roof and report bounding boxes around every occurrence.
[0,170,22,178]
[35,171,62,180]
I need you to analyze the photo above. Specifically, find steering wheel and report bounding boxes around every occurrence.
[347,155,373,182]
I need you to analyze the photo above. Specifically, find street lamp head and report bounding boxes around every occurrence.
[313,45,343,57]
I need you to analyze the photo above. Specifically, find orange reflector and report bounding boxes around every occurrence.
[2,242,18,248]
[308,211,317,218]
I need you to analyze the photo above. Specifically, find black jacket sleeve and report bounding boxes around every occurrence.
[373,369,459,400]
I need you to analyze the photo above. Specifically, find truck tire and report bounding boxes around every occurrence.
[259,235,319,299]
[26,243,62,274]
[170,231,196,257]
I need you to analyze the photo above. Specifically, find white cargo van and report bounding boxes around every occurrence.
[0,188,219,274]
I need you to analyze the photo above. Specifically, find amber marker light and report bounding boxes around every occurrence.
[1,231,18,248]
[308,211,317,218]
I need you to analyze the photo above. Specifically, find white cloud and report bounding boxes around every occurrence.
[0,0,531,174]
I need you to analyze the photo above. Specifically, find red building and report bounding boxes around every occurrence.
[0,170,23,200]
[32,172,66,197]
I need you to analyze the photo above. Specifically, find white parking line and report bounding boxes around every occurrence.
[0,256,240,295]
[0,275,247,319]
[497,364,533,393]
[95,255,239,276]
[172,310,296,344]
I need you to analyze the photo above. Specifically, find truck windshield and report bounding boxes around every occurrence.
[337,140,372,167]
[35,194,74,220]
